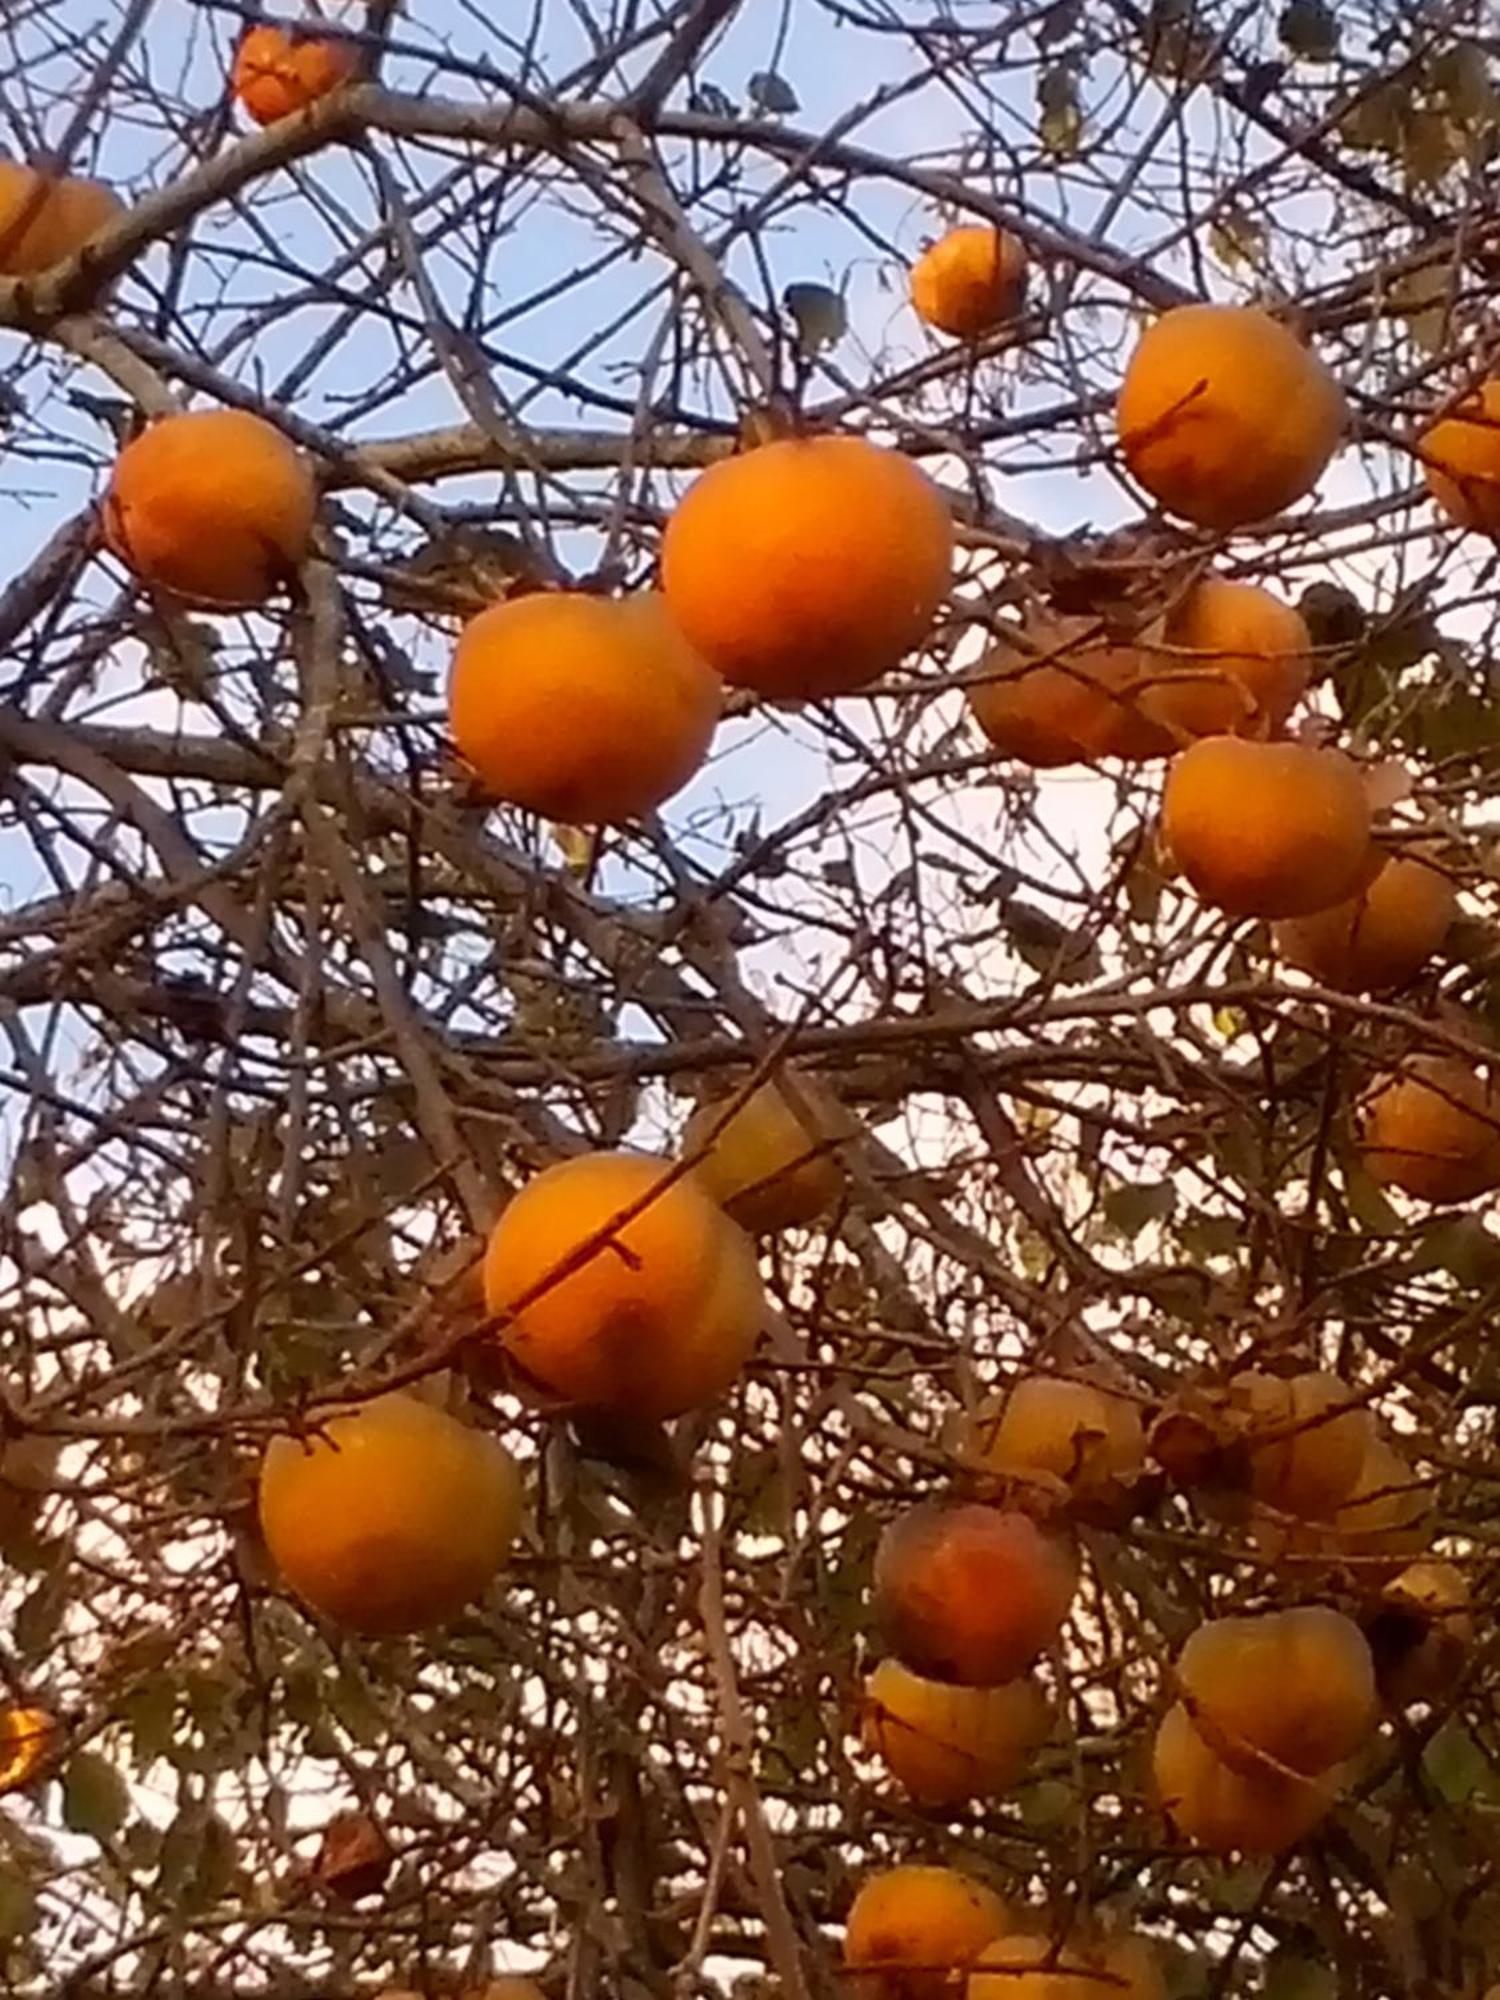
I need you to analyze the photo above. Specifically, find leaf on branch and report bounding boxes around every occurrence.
[747,70,799,115]
[1038,64,1084,156]
[783,282,847,355]
[62,1752,130,1841]
[1102,1178,1177,1238]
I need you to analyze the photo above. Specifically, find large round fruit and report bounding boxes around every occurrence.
[257,1393,522,1635]
[448,592,720,825]
[0,161,122,275]
[1275,852,1456,993]
[860,1657,1049,1805]
[1117,304,1345,528]
[1176,1605,1377,1776]
[103,409,317,606]
[659,436,953,699]
[682,1074,846,1233]
[968,611,1170,767]
[843,1864,1010,2000]
[873,1502,1077,1685]
[1153,1701,1339,1855]
[1360,1054,1500,1203]
[910,225,1027,338]
[1421,379,1500,537]
[232,24,358,125]
[1141,577,1310,740]
[1235,1370,1373,1521]
[483,1152,765,1420]
[1162,736,1372,918]
[962,1374,1144,1510]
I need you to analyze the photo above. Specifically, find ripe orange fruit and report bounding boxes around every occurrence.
[257,1393,522,1635]
[0,1707,60,1793]
[874,1502,1077,1685]
[659,436,953,699]
[1421,379,1500,536]
[962,1374,1144,1510]
[1253,1434,1433,1583]
[232,24,357,125]
[448,592,720,825]
[1141,577,1310,740]
[0,160,122,274]
[843,1864,1010,2000]
[1161,736,1372,918]
[1374,1560,1473,1706]
[860,1657,1049,1805]
[483,1152,764,1420]
[682,1074,846,1233]
[1235,1370,1373,1521]
[103,409,317,607]
[910,225,1027,338]
[1176,1605,1377,1776]
[1275,851,1456,992]
[1117,304,1345,528]
[1153,1701,1339,1855]
[1360,1054,1500,1203]
[967,611,1170,767]
[967,1933,1094,2000]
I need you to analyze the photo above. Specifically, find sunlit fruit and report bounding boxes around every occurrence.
[0,160,122,274]
[910,225,1027,338]
[659,436,953,699]
[0,1707,59,1793]
[448,592,720,824]
[1162,736,1372,918]
[968,1931,1163,2000]
[860,1657,1049,1805]
[1140,577,1310,739]
[1275,852,1456,992]
[1360,1054,1500,1203]
[1235,1370,1373,1521]
[1176,1605,1377,1776]
[1153,1701,1339,1854]
[1117,304,1345,528]
[843,1863,1010,2000]
[232,23,358,125]
[961,1374,1144,1511]
[257,1392,522,1634]
[682,1073,846,1232]
[967,610,1170,768]
[103,408,317,606]
[874,1502,1077,1685]
[1372,1561,1473,1706]
[483,1151,765,1420]
[1421,379,1500,537]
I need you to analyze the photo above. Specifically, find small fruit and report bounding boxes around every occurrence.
[1235,1370,1373,1521]
[448,592,720,824]
[103,408,317,607]
[660,436,953,699]
[1373,1561,1473,1706]
[967,612,1170,767]
[682,1074,846,1232]
[1421,379,1500,537]
[1162,736,1372,918]
[0,160,122,274]
[873,1502,1077,1685]
[962,1374,1144,1510]
[257,1392,522,1635]
[1117,304,1345,527]
[843,1864,1010,2000]
[910,225,1027,338]
[1176,1605,1377,1776]
[1141,577,1311,740]
[0,1707,59,1793]
[232,23,357,125]
[1360,1054,1500,1203]
[1153,1701,1339,1854]
[483,1152,765,1420]
[1275,852,1456,992]
[860,1657,1049,1805]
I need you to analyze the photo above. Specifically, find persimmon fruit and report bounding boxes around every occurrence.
[233,23,358,125]
[967,610,1170,767]
[1360,1054,1500,1203]
[1141,577,1311,740]
[682,1073,846,1233]
[968,1932,1163,2000]
[860,1657,1049,1805]
[843,1863,1010,2000]
[1275,852,1456,992]
[910,225,1027,338]
[1235,1370,1373,1521]
[962,1373,1144,1510]
[659,435,953,699]
[1373,1560,1473,1706]
[1421,378,1500,537]
[1176,1605,1377,1776]
[448,592,720,825]
[0,160,122,274]
[1153,1701,1339,1855]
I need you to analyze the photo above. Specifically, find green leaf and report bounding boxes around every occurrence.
[1038,65,1084,157]
[1102,1179,1177,1238]
[14,1556,70,1663]
[63,1751,130,1840]
[121,1676,177,1765]
[1278,0,1340,60]
[1423,1720,1497,1804]
[783,282,847,355]
[747,70,799,114]
[1262,1952,1338,2000]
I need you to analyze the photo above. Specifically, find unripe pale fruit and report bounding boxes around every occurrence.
[0,161,122,274]
[1153,1701,1339,1855]
[660,436,953,699]
[860,1657,1049,1805]
[233,24,358,125]
[1141,577,1310,740]
[1421,379,1500,537]
[483,1152,765,1420]
[1275,851,1455,993]
[682,1074,846,1233]
[103,409,317,607]
[967,612,1170,768]
[1235,1370,1372,1521]
[258,1394,522,1635]
[1117,304,1345,528]
[448,593,720,825]
[910,225,1027,337]
[843,1864,1010,2000]
[873,1502,1077,1686]
[1360,1055,1500,1203]
[962,1375,1144,1509]
[1162,736,1373,919]
[1176,1605,1377,1776]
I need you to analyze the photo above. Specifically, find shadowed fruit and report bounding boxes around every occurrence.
[659,436,953,699]
[968,1932,1163,2000]
[967,611,1170,767]
[1153,1701,1339,1854]
[257,1392,522,1635]
[1236,1370,1373,1521]
[860,1657,1049,1805]
[874,1502,1077,1685]
[1117,304,1345,527]
[314,1809,392,1902]
[1421,379,1500,537]
[233,24,357,124]
[0,1707,59,1793]
[1162,736,1372,918]
[682,1074,846,1232]
[843,1864,1010,2000]
[1360,1054,1500,1202]
[1176,1606,1377,1776]
[103,409,317,606]
[1374,1561,1473,1706]
[1141,577,1311,740]
[0,161,122,274]
[448,592,720,825]
[483,1152,765,1420]
[962,1374,1144,1511]
[1253,1435,1432,1582]
[910,225,1027,338]
[1275,852,1456,992]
